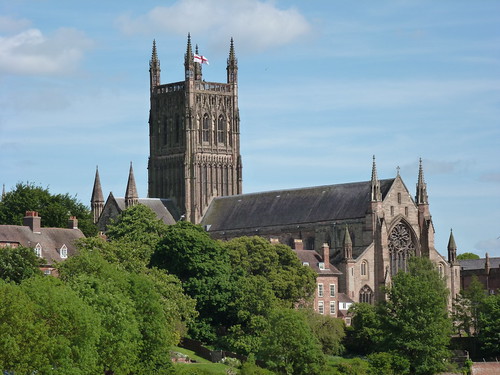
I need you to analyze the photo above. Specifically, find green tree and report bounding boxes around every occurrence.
[345,302,384,355]
[381,257,452,375]
[258,308,325,375]
[150,221,233,342]
[457,252,480,260]
[452,276,487,336]
[0,245,42,283]
[478,293,500,358]
[302,309,345,355]
[367,352,410,375]
[0,182,96,236]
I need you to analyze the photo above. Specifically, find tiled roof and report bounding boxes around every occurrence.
[0,225,84,265]
[201,179,395,231]
[293,249,342,275]
[460,257,500,271]
[337,292,355,305]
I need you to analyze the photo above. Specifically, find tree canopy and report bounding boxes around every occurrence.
[457,252,480,260]
[0,245,42,283]
[0,182,96,236]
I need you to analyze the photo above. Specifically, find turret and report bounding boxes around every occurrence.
[227,37,238,84]
[371,155,381,202]
[91,166,104,223]
[416,158,431,256]
[416,158,428,204]
[125,162,139,208]
[343,224,353,260]
[194,44,202,80]
[184,33,194,80]
[149,40,161,94]
[447,229,457,264]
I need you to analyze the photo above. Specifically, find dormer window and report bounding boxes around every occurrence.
[60,244,68,259]
[302,262,309,266]
[318,262,325,270]
[34,243,42,258]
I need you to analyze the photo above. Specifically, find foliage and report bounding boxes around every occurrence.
[150,221,234,342]
[367,352,410,375]
[457,252,480,260]
[258,308,325,375]
[344,302,384,355]
[0,182,96,236]
[326,357,369,375]
[380,257,452,375]
[452,276,487,336]
[239,354,276,375]
[302,308,345,355]
[478,293,500,358]
[0,245,43,283]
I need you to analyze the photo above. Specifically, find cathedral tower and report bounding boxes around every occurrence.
[148,35,242,223]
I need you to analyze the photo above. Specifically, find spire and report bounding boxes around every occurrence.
[149,39,161,93]
[185,32,193,66]
[343,225,353,260]
[371,155,381,202]
[416,158,428,204]
[125,162,139,208]
[91,166,104,223]
[227,37,238,84]
[447,229,457,263]
[194,43,202,80]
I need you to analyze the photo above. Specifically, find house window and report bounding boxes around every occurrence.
[217,115,225,144]
[361,260,368,277]
[60,244,68,259]
[302,262,309,266]
[34,243,42,258]
[318,262,325,270]
[318,283,324,297]
[318,301,324,314]
[202,114,210,142]
[330,284,336,297]
[44,269,52,275]
[330,301,336,315]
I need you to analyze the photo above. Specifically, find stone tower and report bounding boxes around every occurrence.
[148,35,242,223]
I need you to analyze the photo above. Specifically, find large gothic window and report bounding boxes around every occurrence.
[202,114,210,143]
[217,115,225,144]
[388,222,416,276]
[174,114,180,144]
[359,285,373,304]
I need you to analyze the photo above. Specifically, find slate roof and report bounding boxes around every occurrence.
[201,179,395,231]
[460,258,500,271]
[113,197,180,224]
[293,249,342,275]
[0,225,84,265]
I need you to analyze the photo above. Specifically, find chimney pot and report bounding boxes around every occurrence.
[293,239,303,251]
[23,211,41,233]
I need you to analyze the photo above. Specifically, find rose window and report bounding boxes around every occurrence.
[388,223,415,275]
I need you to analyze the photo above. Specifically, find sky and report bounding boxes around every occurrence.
[1,0,499,257]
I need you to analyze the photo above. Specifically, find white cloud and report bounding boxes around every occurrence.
[0,27,93,75]
[116,0,310,52]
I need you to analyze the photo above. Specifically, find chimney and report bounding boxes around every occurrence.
[23,211,41,233]
[68,216,78,229]
[269,238,280,244]
[293,239,303,251]
[321,243,330,269]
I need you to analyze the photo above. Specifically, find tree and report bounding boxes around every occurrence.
[0,245,42,283]
[478,293,500,358]
[150,221,234,342]
[457,252,480,260]
[367,352,410,375]
[258,308,325,375]
[452,275,487,336]
[344,302,384,355]
[0,182,96,236]
[380,257,452,375]
[302,309,345,356]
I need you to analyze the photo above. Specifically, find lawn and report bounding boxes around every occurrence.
[171,346,235,374]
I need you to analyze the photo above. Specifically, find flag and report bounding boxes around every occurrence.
[194,54,209,65]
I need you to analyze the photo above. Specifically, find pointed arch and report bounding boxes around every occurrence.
[359,285,373,304]
[217,114,225,144]
[202,113,210,143]
[388,220,417,276]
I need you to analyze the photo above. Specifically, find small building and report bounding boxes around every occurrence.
[0,211,85,275]
[460,253,500,295]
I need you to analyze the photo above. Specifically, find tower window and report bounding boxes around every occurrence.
[175,115,180,144]
[217,115,225,144]
[202,114,210,143]
[361,260,368,277]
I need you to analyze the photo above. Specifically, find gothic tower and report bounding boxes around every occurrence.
[91,166,104,224]
[148,35,242,223]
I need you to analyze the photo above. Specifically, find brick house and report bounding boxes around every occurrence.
[460,254,500,295]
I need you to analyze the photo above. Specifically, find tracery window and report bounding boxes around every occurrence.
[202,114,210,143]
[388,222,416,276]
[217,115,225,144]
[359,285,373,304]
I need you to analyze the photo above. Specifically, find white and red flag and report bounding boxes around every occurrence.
[194,54,209,65]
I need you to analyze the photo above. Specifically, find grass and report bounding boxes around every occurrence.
[171,346,233,374]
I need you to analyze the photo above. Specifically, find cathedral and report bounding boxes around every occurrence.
[91,35,460,304]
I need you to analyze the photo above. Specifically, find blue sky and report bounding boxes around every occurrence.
[1,0,499,257]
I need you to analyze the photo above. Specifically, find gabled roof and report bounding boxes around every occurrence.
[0,225,84,265]
[460,258,500,271]
[293,249,342,275]
[201,179,395,231]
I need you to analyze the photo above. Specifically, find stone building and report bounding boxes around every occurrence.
[460,253,500,295]
[201,158,461,304]
[0,211,84,275]
[147,35,242,223]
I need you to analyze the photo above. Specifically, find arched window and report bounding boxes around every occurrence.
[217,115,225,144]
[175,114,180,144]
[34,243,42,258]
[438,263,444,277]
[60,244,68,259]
[397,192,402,204]
[202,114,210,143]
[361,260,368,277]
[163,117,168,145]
[388,222,416,276]
[359,285,373,304]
